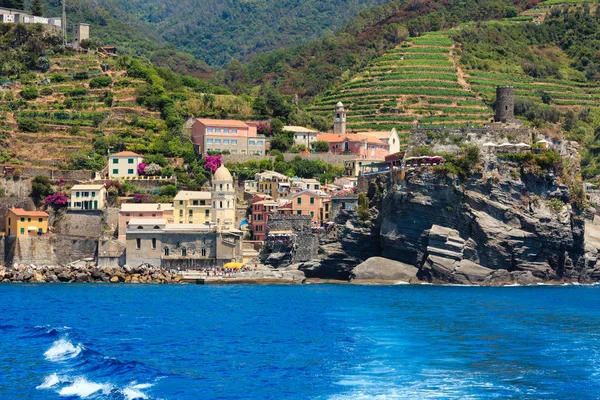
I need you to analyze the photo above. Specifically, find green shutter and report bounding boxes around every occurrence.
[112,158,118,164]
[128,158,134,164]
[128,169,134,174]
[112,169,118,174]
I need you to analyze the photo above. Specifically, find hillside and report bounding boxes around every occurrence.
[306,31,493,145]
[40,0,391,68]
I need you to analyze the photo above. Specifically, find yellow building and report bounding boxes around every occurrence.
[255,171,290,201]
[5,208,49,236]
[173,191,212,224]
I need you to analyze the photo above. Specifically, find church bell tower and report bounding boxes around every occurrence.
[333,102,346,134]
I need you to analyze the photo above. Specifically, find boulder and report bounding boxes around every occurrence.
[454,260,493,283]
[75,273,89,282]
[351,257,418,282]
[109,276,119,283]
[31,271,46,283]
[57,272,72,282]
[46,274,59,283]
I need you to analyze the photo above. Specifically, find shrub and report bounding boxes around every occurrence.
[89,76,112,88]
[549,198,565,214]
[20,87,39,100]
[17,118,40,132]
[44,192,68,207]
[204,155,223,173]
[39,87,53,96]
[73,72,89,80]
[358,193,370,221]
[313,141,330,153]
[159,184,177,197]
[144,163,162,176]
[31,175,54,203]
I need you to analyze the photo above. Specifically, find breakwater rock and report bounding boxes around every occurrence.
[0,264,183,284]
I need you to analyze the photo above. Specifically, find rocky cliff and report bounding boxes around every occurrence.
[307,163,599,285]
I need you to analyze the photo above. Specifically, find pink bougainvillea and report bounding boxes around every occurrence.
[256,122,272,136]
[204,154,223,174]
[133,193,151,203]
[137,162,147,175]
[44,192,68,207]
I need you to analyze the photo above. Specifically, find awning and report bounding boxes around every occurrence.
[482,142,497,147]
[515,142,531,148]
[224,262,244,269]
[268,230,293,235]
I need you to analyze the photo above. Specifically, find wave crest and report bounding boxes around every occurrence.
[44,338,83,362]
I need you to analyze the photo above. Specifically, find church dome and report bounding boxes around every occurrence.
[213,165,233,181]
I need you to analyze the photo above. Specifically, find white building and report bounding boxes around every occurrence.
[285,126,320,148]
[212,165,236,231]
[360,128,401,155]
[70,184,107,211]
[108,151,144,179]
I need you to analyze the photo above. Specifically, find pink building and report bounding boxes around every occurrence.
[191,118,267,155]
[290,190,331,226]
[118,203,174,241]
[316,133,390,159]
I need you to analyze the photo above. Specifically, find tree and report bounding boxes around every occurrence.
[31,175,54,203]
[313,141,330,153]
[31,0,43,16]
[269,135,292,152]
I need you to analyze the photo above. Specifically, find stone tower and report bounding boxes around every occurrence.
[495,86,515,123]
[72,23,90,49]
[333,102,346,134]
[211,165,236,231]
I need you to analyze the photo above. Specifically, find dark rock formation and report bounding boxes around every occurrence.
[351,257,418,283]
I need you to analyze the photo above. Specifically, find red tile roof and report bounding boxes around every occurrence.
[9,208,48,217]
[195,118,249,128]
[316,133,389,146]
[111,151,142,157]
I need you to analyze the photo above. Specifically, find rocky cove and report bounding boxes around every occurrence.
[290,161,600,286]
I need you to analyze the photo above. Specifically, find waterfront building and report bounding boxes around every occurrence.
[191,118,267,155]
[69,184,106,211]
[331,191,359,221]
[5,208,48,236]
[173,191,212,225]
[254,171,290,200]
[108,151,144,179]
[344,158,383,177]
[118,203,174,241]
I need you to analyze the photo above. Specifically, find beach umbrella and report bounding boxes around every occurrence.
[515,142,531,148]
[482,142,496,147]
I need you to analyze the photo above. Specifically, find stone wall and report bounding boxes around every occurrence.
[263,214,319,265]
[331,195,359,221]
[103,207,119,239]
[223,153,359,167]
[54,210,104,238]
[0,177,32,198]
[20,167,94,182]
[5,235,60,266]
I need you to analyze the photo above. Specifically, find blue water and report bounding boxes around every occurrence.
[1,284,600,399]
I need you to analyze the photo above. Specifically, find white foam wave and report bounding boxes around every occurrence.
[36,373,62,389]
[44,338,83,362]
[57,377,112,398]
[123,383,153,400]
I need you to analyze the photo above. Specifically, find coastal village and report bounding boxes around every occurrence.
[1,7,600,285]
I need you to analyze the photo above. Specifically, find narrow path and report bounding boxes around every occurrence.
[449,42,484,103]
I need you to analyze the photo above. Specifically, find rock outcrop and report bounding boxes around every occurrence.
[351,257,418,283]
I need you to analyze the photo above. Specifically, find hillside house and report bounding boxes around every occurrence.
[344,158,384,177]
[316,133,390,159]
[290,190,331,226]
[191,118,267,155]
[69,184,106,211]
[108,151,144,179]
[5,208,48,236]
[285,126,319,148]
[254,171,290,200]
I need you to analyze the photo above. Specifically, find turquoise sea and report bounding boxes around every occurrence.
[0,284,599,399]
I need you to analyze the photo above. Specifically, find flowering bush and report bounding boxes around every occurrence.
[137,162,147,175]
[257,122,272,136]
[44,192,68,207]
[204,154,223,173]
[143,163,162,176]
[133,193,151,203]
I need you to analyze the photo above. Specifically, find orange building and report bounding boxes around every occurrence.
[316,133,390,159]
[5,208,49,236]
[290,190,331,226]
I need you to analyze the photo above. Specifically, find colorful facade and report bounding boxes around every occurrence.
[290,190,331,225]
[191,118,267,155]
[118,203,174,240]
[69,184,106,211]
[108,151,144,179]
[173,191,212,225]
[5,208,49,236]
[316,133,390,159]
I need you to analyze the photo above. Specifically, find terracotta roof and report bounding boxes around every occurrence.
[316,133,389,146]
[195,118,249,128]
[120,203,174,212]
[110,151,142,157]
[72,184,105,190]
[10,208,48,217]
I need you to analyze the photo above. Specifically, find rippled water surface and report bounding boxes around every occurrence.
[1,284,599,399]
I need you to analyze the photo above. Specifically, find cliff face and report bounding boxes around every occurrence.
[313,167,598,284]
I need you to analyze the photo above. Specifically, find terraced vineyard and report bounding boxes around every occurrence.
[306,32,493,147]
[0,54,163,168]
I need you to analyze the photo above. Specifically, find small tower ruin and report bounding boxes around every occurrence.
[495,86,515,123]
[72,23,89,48]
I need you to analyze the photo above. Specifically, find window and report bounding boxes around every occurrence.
[91,192,95,197]
[257,140,263,145]
[205,210,209,217]
[128,169,134,174]
[84,192,89,197]
[310,197,315,204]
[310,211,314,217]
[232,140,237,145]
[232,129,238,133]
[220,201,223,208]
[164,247,169,256]
[38,228,42,233]
[112,169,118,175]
[297,211,302,215]
[20,217,25,222]
[215,128,221,133]
[154,226,160,229]
[182,248,187,256]
[112,158,118,164]
[201,248,206,256]
[27,218,30,222]
[207,139,213,144]
[226,184,229,191]
[20,228,24,234]
[136,238,141,249]
[76,192,80,198]
[215,139,221,144]
[7,218,10,225]
[249,140,255,146]
[223,139,230,144]
[213,201,216,208]
[137,226,144,229]
[207,128,213,133]
[257,151,263,155]
[151,238,156,249]
[128,158,134,164]
[231,150,237,154]
[189,210,193,216]
[297,198,301,205]
[200,200,206,206]
[38,218,43,223]
[220,184,223,190]
[179,201,184,205]
[193,200,198,206]
[223,128,229,133]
